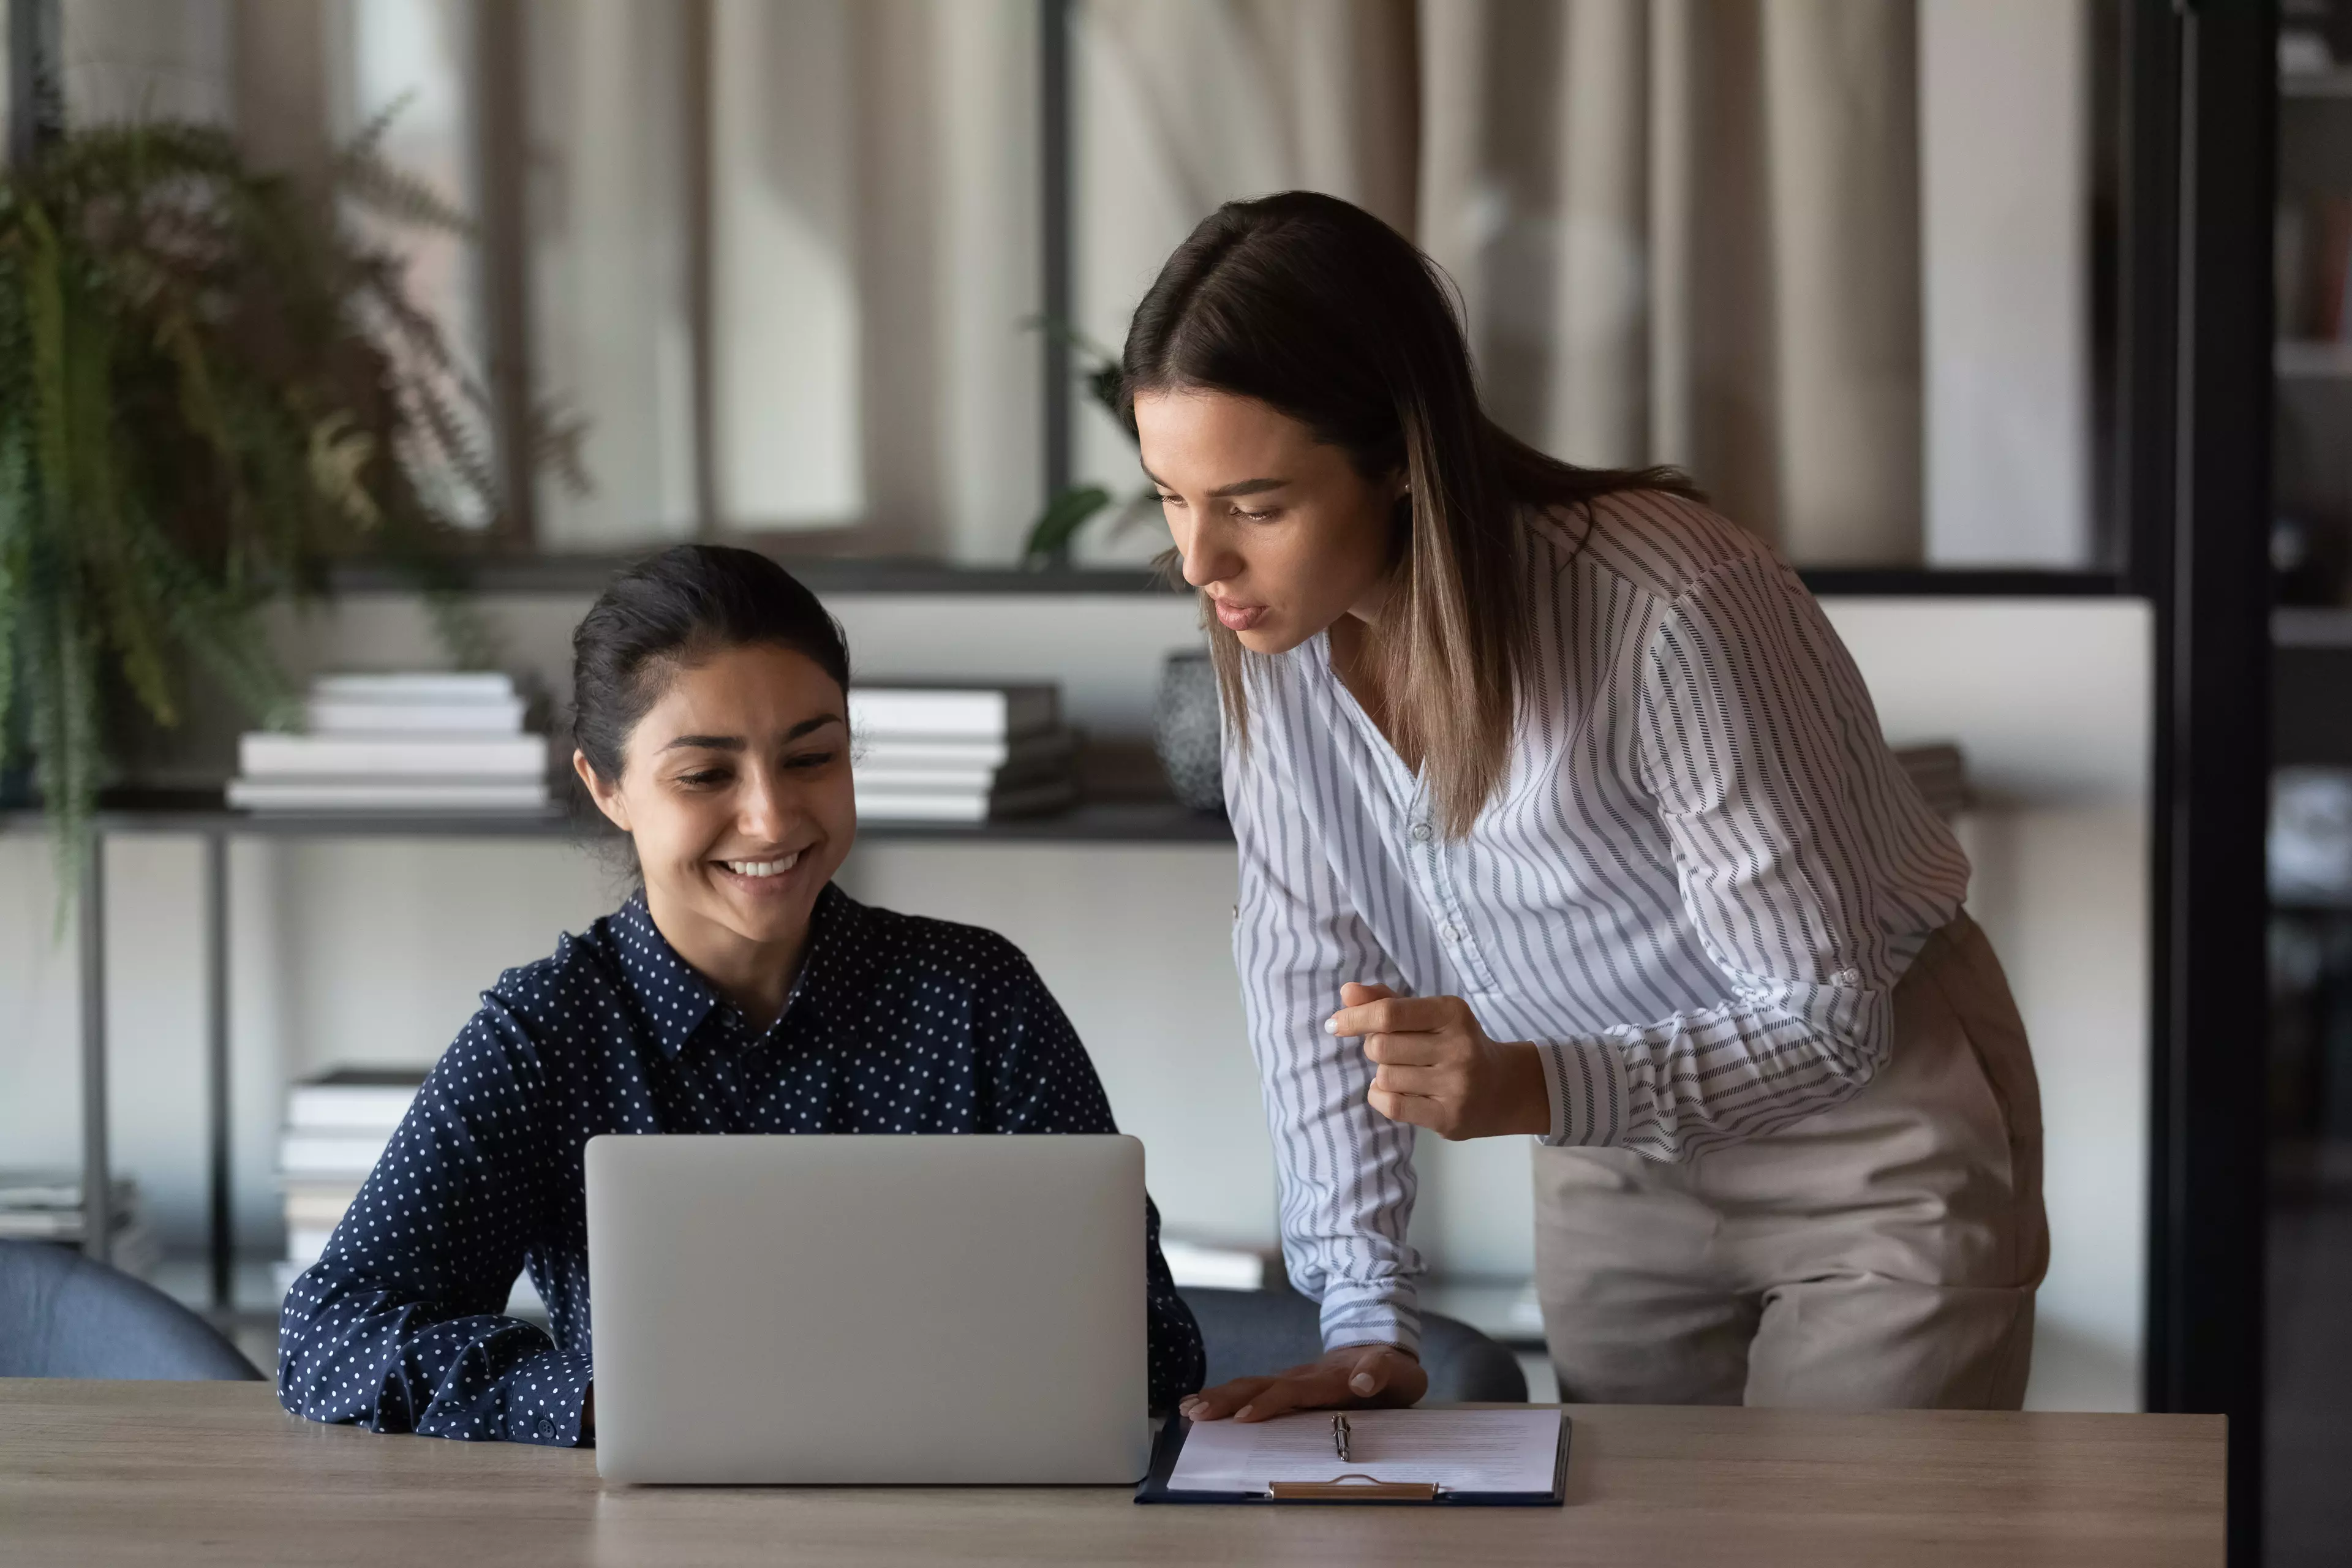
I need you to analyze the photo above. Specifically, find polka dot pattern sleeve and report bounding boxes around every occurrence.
[276,995,591,1447]
[968,942,1207,1409]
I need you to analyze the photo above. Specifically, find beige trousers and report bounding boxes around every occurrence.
[1532,912,2048,1408]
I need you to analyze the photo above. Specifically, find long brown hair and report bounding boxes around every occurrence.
[1121,190,1697,837]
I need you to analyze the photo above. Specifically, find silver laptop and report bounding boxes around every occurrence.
[584,1133,1152,1484]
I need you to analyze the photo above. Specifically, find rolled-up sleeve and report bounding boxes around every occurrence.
[1229,700,1425,1355]
[276,1000,589,1446]
[1534,551,1950,1163]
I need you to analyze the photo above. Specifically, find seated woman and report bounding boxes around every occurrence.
[277,545,1207,1444]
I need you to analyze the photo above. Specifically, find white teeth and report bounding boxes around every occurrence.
[723,852,799,878]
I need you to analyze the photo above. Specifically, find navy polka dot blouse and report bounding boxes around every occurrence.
[276,883,1207,1446]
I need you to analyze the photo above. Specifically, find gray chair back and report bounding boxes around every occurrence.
[0,1240,262,1380]
[1178,1286,1528,1403]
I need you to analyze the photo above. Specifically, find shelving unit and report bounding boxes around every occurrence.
[0,790,1235,1316]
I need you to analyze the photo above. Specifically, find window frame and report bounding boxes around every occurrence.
[420,0,2146,593]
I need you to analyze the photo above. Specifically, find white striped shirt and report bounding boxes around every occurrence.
[1225,491,1970,1352]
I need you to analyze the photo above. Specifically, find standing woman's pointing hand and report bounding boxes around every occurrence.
[1332,982,1551,1142]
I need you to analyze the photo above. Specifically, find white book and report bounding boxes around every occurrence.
[0,1172,136,1211]
[286,1225,337,1261]
[311,672,516,704]
[283,1191,361,1229]
[227,778,554,812]
[287,1069,426,1131]
[241,733,549,779]
[0,1210,99,1239]
[851,766,1005,793]
[305,696,527,734]
[852,729,1077,772]
[854,778,1076,823]
[0,1210,146,1247]
[277,1129,393,1177]
[848,684,1059,740]
[1159,1239,1276,1292]
[278,1175,368,1206]
[854,744,1073,796]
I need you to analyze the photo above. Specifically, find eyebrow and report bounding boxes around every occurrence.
[1140,467,1292,500]
[658,714,845,753]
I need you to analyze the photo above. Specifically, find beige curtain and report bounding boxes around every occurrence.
[1079,0,1925,566]
[1071,0,1418,561]
[65,0,1943,566]
[707,0,1044,559]
[95,0,1044,562]
[523,0,697,548]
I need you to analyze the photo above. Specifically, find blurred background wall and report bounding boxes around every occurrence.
[1,0,2148,1416]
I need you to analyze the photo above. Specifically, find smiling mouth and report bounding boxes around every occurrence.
[719,851,801,878]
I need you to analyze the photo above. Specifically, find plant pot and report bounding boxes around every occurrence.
[1153,649,1225,814]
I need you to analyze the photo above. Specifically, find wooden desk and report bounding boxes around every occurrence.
[1,1381,2222,1567]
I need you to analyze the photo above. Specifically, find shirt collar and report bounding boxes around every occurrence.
[612,883,866,1059]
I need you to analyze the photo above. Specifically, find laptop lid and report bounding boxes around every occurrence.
[584,1133,1151,1484]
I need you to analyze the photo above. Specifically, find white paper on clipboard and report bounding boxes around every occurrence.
[1165,1408,1562,1494]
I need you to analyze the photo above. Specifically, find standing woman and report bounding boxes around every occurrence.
[1148,192,2046,1423]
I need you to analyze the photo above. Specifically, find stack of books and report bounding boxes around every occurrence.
[274,1068,422,1296]
[228,672,552,813]
[274,1066,543,1313]
[846,684,1077,823]
[1158,1235,1287,1293]
[0,1171,158,1278]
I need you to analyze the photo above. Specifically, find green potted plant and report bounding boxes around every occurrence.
[0,113,571,884]
[1021,319,1161,567]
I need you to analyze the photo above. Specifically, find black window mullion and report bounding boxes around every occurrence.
[1041,0,1076,508]
[472,0,535,549]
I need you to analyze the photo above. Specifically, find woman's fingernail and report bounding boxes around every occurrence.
[1235,1405,1254,1420]
[1325,1017,1340,1035]
[1351,1374,1376,1395]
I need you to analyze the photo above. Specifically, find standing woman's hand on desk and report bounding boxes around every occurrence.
[1178,1343,1428,1424]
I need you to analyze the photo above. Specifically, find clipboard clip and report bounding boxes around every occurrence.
[1267,1474,1442,1502]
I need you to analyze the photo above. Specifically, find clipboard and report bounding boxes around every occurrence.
[1133,1411,1572,1507]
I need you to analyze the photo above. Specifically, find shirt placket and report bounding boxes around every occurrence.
[1401,787,1499,995]
[703,1015,758,1126]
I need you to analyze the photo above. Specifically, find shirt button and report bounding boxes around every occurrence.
[1409,821,1434,843]
[1440,924,1461,945]
[1831,967,1862,986]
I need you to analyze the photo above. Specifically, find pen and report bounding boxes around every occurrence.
[1333,1412,1351,1463]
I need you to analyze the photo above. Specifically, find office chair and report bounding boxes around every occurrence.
[1178,1286,1529,1403]
[0,1240,263,1380]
